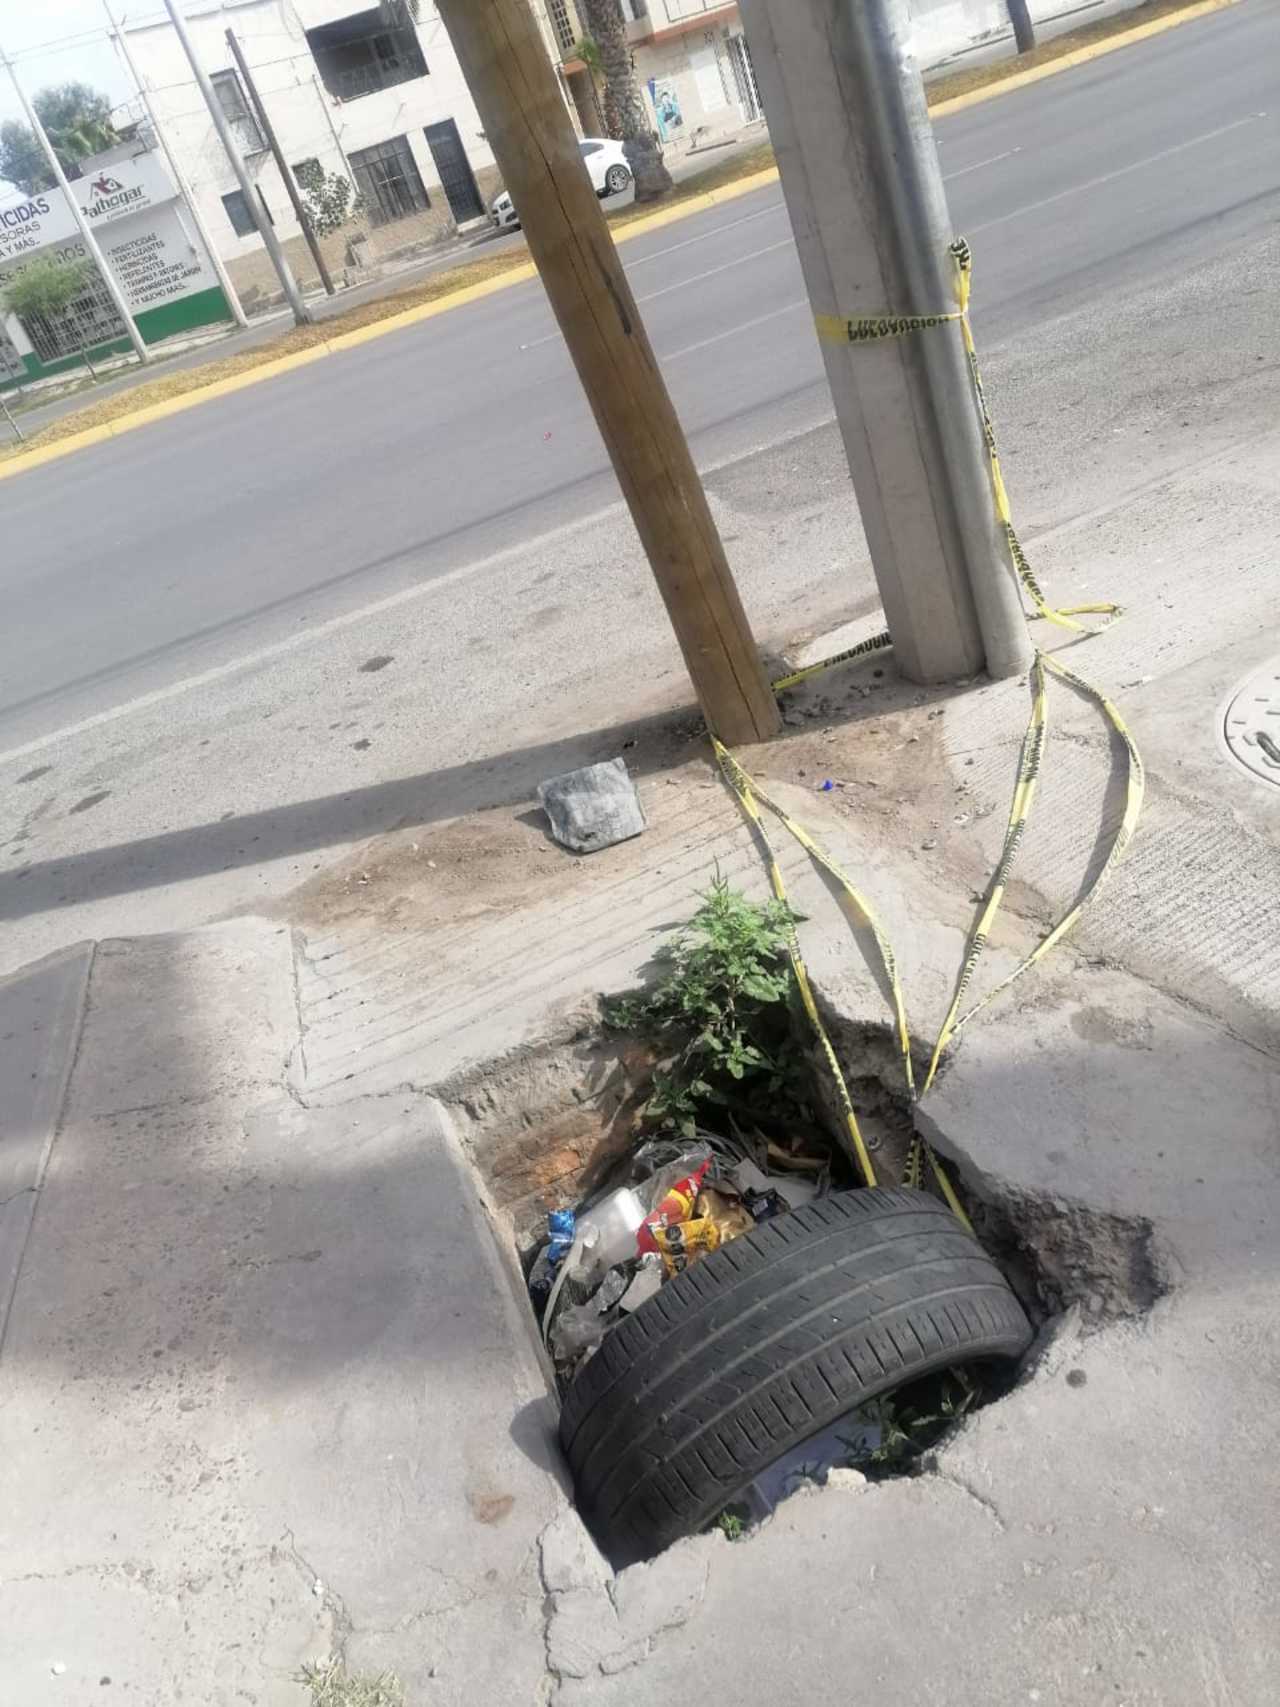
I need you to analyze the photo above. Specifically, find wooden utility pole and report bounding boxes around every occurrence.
[435,0,779,746]
[226,28,336,297]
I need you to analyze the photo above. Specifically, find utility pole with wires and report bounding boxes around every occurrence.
[737,0,1032,684]
[435,0,779,747]
[102,0,249,328]
[160,0,311,326]
[0,45,150,367]
[225,28,335,297]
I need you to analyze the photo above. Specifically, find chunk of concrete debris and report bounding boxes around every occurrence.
[537,758,646,854]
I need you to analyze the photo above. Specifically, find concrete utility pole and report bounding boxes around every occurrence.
[1,47,150,367]
[103,0,248,329]
[435,0,779,746]
[160,0,311,326]
[226,29,335,297]
[737,0,1031,682]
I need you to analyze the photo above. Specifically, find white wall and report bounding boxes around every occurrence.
[124,0,496,265]
[906,0,1119,67]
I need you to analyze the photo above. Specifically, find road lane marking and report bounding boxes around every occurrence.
[0,407,841,770]
[637,237,795,305]
[943,146,1023,180]
[626,198,784,268]
[521,237,797,351]
[665,298,808,364]
[968,114,1265,235]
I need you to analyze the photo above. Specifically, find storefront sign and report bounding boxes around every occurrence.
[0,149,177,266]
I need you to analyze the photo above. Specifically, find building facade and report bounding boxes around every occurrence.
[546,2,765,160]
[0,139,233,391]
[122,0,572,307]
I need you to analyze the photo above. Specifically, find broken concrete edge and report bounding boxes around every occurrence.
[421,1093,570,1471]
[0,938,95,1359]
[536,1475,878,1686]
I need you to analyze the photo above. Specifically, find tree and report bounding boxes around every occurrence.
[0,254,107,375]
[577,0,672,203]
[0,121,47,197]
[572,34,618,137]
[1006,0,1036,53]
[0,83,119,195]
[0,254,94,324]
[294,161,364,237]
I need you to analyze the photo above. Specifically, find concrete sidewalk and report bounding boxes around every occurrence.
[4,160,1280,1707]
[0,923,568,1705]
[5,606,1278,1706]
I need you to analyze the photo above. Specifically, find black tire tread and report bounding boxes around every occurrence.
[559,1187,1032,1563]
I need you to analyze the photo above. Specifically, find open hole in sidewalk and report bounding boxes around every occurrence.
[440,979,1161,1564]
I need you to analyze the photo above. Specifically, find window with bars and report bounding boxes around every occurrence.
[222,185,274,238]
[547,0,576,55]
[348,136,430,226]
[18,264,125,365]
[211,68,265,154]
[307,11,428,103]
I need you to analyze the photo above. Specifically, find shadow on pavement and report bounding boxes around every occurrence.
[3,661,971,924]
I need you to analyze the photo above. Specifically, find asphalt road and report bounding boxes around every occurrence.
[1,0,1278,970]
[4,0,1277,752]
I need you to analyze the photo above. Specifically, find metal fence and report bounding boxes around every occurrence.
[326,56,421,101]
[0,327,24,383]
[21,265,125,365]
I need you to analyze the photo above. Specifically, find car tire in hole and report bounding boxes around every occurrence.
[560,1187,1033,1564]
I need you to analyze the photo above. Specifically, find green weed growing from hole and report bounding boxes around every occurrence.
[605,876,813,1138]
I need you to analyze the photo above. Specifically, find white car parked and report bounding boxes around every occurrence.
[489,138,633,230]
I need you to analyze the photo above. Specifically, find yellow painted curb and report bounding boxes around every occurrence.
[930,0,1238,116]
[0,0,1238,485]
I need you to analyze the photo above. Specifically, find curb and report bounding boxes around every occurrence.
[0,0,1238,486]
[928,0,1237,116]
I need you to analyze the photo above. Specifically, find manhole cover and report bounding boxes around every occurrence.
[1223,659,1280,786]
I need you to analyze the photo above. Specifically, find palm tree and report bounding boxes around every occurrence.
[577,0,672,203]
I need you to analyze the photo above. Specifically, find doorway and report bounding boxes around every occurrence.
[423,118,484,224]
[727,32,763,124]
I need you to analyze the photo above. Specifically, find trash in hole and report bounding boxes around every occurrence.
[524,880,1034,1564]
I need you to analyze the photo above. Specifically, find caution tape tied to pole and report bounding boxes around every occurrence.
[713,240,1145,1223]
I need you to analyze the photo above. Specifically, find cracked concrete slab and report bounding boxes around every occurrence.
[558,1291,1280,1707]
[0,921,567,1706]
[539,1512,712,1686]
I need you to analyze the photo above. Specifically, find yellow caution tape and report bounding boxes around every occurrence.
[711,240,1146,1226]
[772,627,892,695]
[712,737,881,1193]
[947,240,1120,636]
[813,310,960,344]
[714,734,974,1229]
